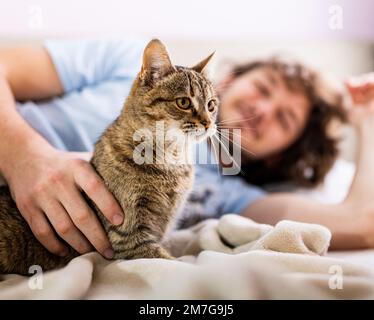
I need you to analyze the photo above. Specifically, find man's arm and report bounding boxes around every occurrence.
[0,46,63,100]
[0,46,124,258]
[243,73,374,251]
[0,47,63,177]
[242,194,369,250]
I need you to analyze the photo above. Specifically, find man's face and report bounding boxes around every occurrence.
[218,67,312,160]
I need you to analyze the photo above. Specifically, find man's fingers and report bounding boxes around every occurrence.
[59,186,114,259]
[25,208,69,256]
[41,200,93,254]
[74,161,124,225]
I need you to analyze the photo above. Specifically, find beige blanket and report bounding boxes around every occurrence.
[1,214,374,299]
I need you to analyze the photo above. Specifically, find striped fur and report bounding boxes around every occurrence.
[0,39,217,275]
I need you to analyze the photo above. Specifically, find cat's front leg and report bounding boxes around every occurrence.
[114,243,174,260]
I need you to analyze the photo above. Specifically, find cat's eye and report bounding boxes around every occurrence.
[207,99,217,112]
[254,81,270,97]
[176,97,192,110]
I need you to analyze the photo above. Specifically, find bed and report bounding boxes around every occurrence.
[1,36,372,299]
[2,158,374,299]
[1,213,374,299]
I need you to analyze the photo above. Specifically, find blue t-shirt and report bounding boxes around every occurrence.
[16,38,265,217]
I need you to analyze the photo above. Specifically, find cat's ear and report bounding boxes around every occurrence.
[192,52,215,73]
[140,39,175,85]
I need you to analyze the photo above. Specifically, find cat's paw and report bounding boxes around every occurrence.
[144,246,174,260]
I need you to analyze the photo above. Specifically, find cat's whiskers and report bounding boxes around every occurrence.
[224,130,256,146]
[208,136,222,178]
[218,127,256,148]
[216,125,247,130]
[216,126,249,130]
[212,134,244,175]
[211,133,244,175]
[217,130,256,157]
[217,116,257,125]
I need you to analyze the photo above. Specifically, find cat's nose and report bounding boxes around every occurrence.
[200,120,210,130]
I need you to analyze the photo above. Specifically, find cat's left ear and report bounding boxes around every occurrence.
[192,52,215,73]
[140,39,175,85]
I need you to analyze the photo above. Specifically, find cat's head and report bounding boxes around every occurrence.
[127,39,218,143]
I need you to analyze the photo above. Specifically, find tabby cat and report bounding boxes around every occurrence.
[0,39,218,275]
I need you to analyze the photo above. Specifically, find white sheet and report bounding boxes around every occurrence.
[1,214,374,300]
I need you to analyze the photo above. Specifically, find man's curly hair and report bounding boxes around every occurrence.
[227,58,347,187]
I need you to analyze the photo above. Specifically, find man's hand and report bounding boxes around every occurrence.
[2,146,124,259]
[0,46,124,259]
[345,73,374,127]
[346,73,374,106]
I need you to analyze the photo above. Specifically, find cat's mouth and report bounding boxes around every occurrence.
[182,124,216,141]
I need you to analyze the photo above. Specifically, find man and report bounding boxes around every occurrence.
[0,38,373,259]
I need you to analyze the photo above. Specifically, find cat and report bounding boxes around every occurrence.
[0,39,218,275]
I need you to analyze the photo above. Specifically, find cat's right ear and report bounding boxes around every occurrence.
[140,39,175,85]
[192,52,215,73]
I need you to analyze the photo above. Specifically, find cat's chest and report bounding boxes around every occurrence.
[143,165,193,196]
[112,164,194,208]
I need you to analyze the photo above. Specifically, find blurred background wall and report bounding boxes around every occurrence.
[1,0,373,160]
